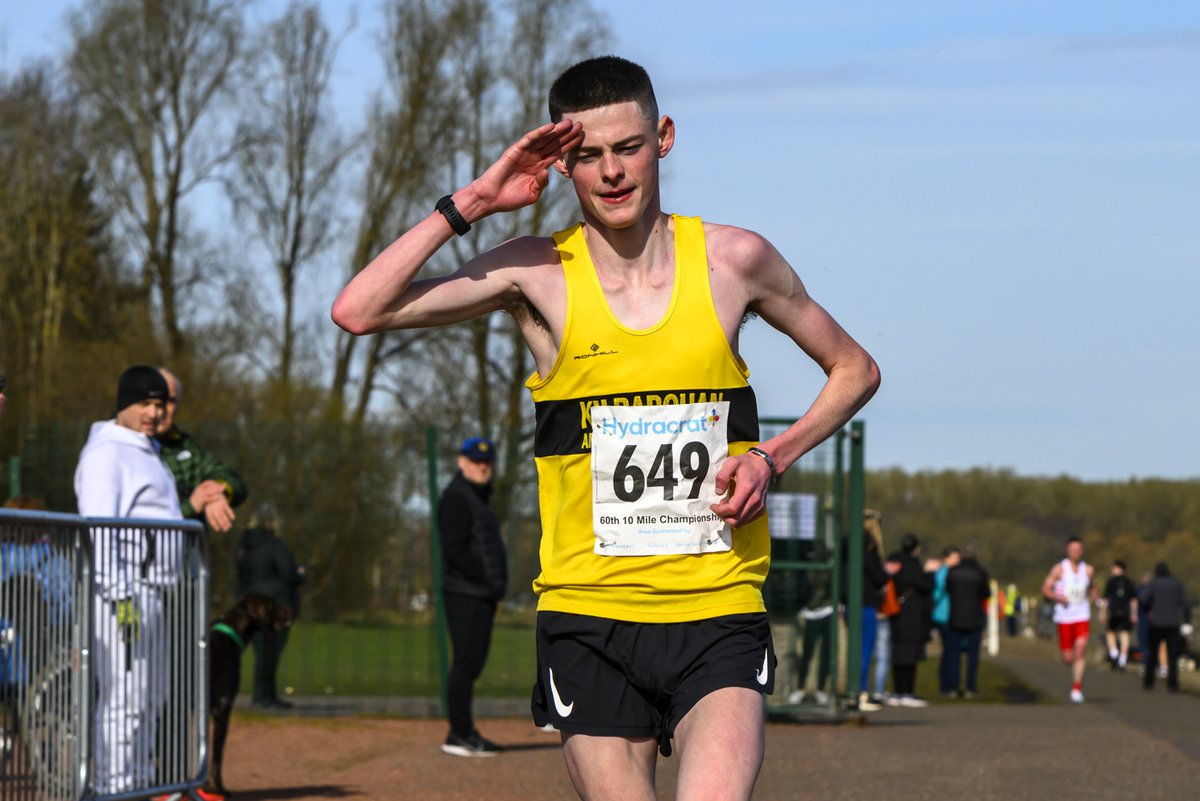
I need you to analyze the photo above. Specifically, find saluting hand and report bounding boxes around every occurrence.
[470,120,583,214]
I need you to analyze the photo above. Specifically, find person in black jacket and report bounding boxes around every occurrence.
[438,437,508,757]
[236,503,305,708]
[886,533,934,707]
[944,544,991,697]
[1142,561,1191,692]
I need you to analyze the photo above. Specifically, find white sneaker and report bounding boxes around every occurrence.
[787,689,805,705]
[1117,653,1127,668]
[814,690,829,706]
[1069,688,1084,704]
[899,695,929,708]
[884,694,904,707]
[857,692,882,711]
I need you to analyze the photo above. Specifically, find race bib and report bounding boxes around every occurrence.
[590,401,731,556]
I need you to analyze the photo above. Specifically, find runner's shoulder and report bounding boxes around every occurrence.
[700,222,781,277]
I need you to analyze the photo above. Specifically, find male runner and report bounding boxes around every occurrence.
[332,56,879,800]
[1101,559,1137,669]
[1041,536,1096,703]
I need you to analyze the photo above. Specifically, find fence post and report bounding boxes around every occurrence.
[426,426,449,715]
[845,421,866,699]
[830,429,845,699]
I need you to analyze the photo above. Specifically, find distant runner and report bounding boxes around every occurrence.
[1041,536,1095,703]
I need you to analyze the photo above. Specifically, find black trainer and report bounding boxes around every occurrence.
[441,731,501,757]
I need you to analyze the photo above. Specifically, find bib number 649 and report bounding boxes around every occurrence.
[612,442,710,502]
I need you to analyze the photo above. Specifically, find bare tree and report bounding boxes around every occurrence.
[328,0,484,422]
[226,1,351,393]
[67,0,243,363]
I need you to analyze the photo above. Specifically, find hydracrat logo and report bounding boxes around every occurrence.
[595,409,721,439]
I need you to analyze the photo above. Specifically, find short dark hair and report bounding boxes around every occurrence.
[900,532,919,554]
[1066,536,1083,546]
[548,55,659,123]
[1113,559,1127,571]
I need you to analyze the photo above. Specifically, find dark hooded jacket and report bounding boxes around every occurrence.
[236,525,304,615]
[888,550,934,664]
[946,557,991,631]
[1143,566,1192,629]
[438,471,507,601]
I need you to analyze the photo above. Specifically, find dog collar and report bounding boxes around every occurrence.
[213,622,246,651]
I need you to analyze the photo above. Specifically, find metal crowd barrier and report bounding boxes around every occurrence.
[0,511,208,801]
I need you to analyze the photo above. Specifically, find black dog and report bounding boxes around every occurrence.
[206,593,292,798]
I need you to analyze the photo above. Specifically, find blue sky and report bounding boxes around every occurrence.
[3,2,1198,481]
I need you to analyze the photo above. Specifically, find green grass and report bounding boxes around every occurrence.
[242,621,538,697]
[244,621,1045,706]
[913,657,1045,704]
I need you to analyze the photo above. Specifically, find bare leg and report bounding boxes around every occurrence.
[673,688,764,801]
[1072,638,1087,685]
[561,732,658,801]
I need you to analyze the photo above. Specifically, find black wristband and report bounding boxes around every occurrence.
[435,194,471,236]
[747,446,780,485]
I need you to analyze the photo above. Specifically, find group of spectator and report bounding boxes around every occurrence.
[14,364,304,796]
[848,512,990,710]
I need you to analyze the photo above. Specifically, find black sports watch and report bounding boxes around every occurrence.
[435,194,471,236]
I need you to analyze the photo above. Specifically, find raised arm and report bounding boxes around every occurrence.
[331,120,583,335]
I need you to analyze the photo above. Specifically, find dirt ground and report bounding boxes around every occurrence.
[220,716,588,801]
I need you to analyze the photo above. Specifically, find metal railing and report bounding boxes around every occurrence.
[0,510,207,801]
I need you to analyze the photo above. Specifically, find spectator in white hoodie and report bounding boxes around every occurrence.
[74,365,183,794]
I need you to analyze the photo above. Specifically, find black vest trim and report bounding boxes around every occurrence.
[534,385,760,458]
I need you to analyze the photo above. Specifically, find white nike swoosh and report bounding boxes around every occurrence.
[755,648,770,686]
[549,667,574,717]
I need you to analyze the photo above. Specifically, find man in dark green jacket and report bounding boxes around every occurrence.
[155,368,248,531]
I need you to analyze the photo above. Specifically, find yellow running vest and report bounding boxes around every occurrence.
[526,215,770,622]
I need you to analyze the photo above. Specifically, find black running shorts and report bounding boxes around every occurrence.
[1107,614,1133,632]
[530,611,776,756]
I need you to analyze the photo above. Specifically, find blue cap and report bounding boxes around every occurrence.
[460,437,496,462]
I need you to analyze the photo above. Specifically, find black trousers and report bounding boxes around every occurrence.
[1144,626,1182,690]
[892,663,917,695]
[444,592,498,737]
[251,626,291,702]
[797,614,832,691]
